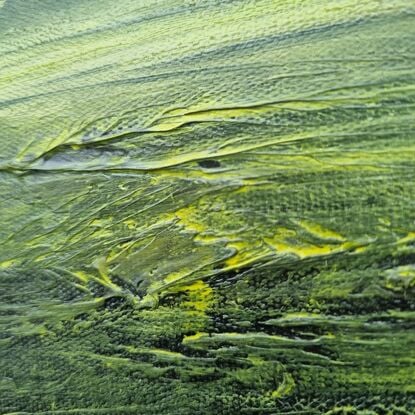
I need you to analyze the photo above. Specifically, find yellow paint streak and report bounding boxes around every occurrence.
[0,259,17,268]
[297,220,345,241]
[72,258,123,293]
[399,232,415,244]
[73,271,89,283]
[164,271,186,284]
[182,280,213,312]
[169,280,213,312]
[182,332,207,344]
[175,205,207,234]
[264,227,360,259]
[272,372,296,398]
[225,240,267,269]
[353,246,368,254]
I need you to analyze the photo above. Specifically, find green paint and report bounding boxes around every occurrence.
[0,0,414,413]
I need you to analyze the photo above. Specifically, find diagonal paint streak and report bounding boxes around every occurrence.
[0,0,414,414]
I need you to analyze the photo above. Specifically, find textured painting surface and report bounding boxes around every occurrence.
[1,1,414,414]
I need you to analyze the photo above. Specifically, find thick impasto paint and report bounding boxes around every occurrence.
[0,1,414,414]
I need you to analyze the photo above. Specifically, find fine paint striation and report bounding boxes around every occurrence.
[0,0,414,414]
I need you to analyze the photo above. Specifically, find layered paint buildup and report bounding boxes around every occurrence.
[0,0,414,414]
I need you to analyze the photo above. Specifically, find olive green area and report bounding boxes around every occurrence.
[1,0,415,414]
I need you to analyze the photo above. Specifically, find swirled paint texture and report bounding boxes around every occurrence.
[1,0,415,414]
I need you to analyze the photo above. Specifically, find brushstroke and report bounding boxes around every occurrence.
[0,1,414,414]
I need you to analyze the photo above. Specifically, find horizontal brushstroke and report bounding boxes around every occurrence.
[0,1,414,414]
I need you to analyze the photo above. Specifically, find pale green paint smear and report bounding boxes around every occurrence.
[0,1,414,414]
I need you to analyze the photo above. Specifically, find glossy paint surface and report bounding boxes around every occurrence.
[0,1,414,413]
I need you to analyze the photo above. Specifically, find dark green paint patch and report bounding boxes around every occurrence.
[0,0,414,414]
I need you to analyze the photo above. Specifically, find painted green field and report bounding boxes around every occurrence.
[0,1,414,413]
